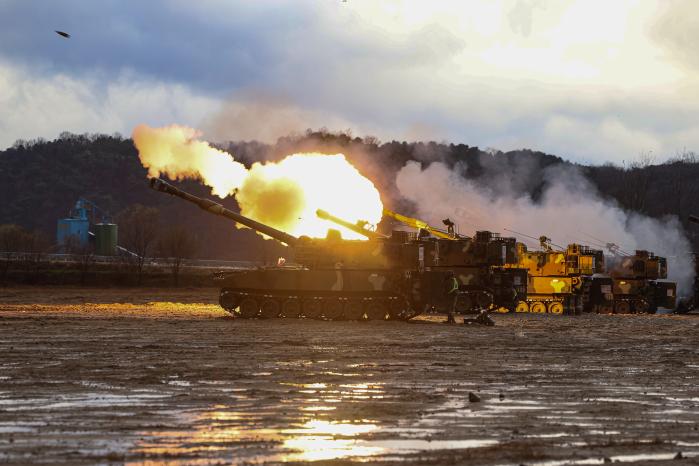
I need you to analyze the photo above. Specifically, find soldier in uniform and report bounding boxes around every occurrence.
[444,271,459,323]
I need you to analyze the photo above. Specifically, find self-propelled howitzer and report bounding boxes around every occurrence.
[150,178,449,321]
[318,208,527,313]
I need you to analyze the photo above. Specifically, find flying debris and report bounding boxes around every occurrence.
[55,30,70,39]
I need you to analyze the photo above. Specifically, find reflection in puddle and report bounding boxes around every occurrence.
[278,419,497,462]
[283,419,378,436]
[281,420,380,461]
[282,436,498,462]
[127,381,504,464]
[283,436,383,461]
[123,377,699,465]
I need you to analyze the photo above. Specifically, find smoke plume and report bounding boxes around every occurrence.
[396,160,695,295]
[133,124,383,239]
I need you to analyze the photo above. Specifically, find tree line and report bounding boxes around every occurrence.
[0,130,697,267]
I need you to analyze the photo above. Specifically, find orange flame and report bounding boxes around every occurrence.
[133,124,383,240]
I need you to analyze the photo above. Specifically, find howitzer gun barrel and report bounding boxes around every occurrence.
[149,178,299,246]
[690,214,699,224]
[382,208,462,240]
[316,209,386,239]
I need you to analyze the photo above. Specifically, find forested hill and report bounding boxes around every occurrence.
[1,131,697,260]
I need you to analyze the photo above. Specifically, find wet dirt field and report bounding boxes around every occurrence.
[1,287,698,465]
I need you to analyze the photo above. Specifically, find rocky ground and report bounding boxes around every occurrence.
[0,287,698,465]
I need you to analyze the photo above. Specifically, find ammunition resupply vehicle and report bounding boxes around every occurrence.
[600,250,677,313]
[510,240,606,315]
[151,178,525,319]
[511,239,677,314]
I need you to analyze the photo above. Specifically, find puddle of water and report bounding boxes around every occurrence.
[126,380,505,464]
[0,426,36,433]
[525,451,699,466]
[0,392,169,411]
[282,419,378,437]
[591,397,646,404]
[165,380,191,387]
[280,437,498,462]
[299,405,336,412]
[281,436,384,461]
[523,432,571,438]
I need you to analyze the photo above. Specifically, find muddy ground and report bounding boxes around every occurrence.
[0,287,698,465]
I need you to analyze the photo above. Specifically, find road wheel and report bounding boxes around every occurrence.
[239,297,260,318]
[344,299,365,320]
[281,298,301,318]
[365,300,388,321]
[219,289,241,314]
[530,301,546,313]
[515,301,529,313]
[476,292,494,309]
[548,301,564,315]
[388,298,411,320]
[633,299,650,314]
[322,298,344,320]
[614,300,631,314]
[302,298,322,319]
[260,299,281,319]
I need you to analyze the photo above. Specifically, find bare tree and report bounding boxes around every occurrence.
[158,226,198,287]
[116,204,160,285]
[619,153,654,213]
[667,151,698,221]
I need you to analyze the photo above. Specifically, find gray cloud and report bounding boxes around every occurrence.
[651,0,699,72]
[0,1,309,92]
[0,1,697,164]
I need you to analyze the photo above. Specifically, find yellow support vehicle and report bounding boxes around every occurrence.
[508,238,605,315]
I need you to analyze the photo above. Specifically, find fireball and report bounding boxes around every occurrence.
[133,124,383,240]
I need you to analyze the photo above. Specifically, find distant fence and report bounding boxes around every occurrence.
[0,251,261,270]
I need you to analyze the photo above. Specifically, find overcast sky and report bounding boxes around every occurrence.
[0,0,697,164]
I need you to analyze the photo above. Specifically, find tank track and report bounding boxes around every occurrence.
[219,289,421,321]
[611,297,652,314]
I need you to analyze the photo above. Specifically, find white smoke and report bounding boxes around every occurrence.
[396,160,695,295]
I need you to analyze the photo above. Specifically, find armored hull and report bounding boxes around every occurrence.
[216,266,417,320]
